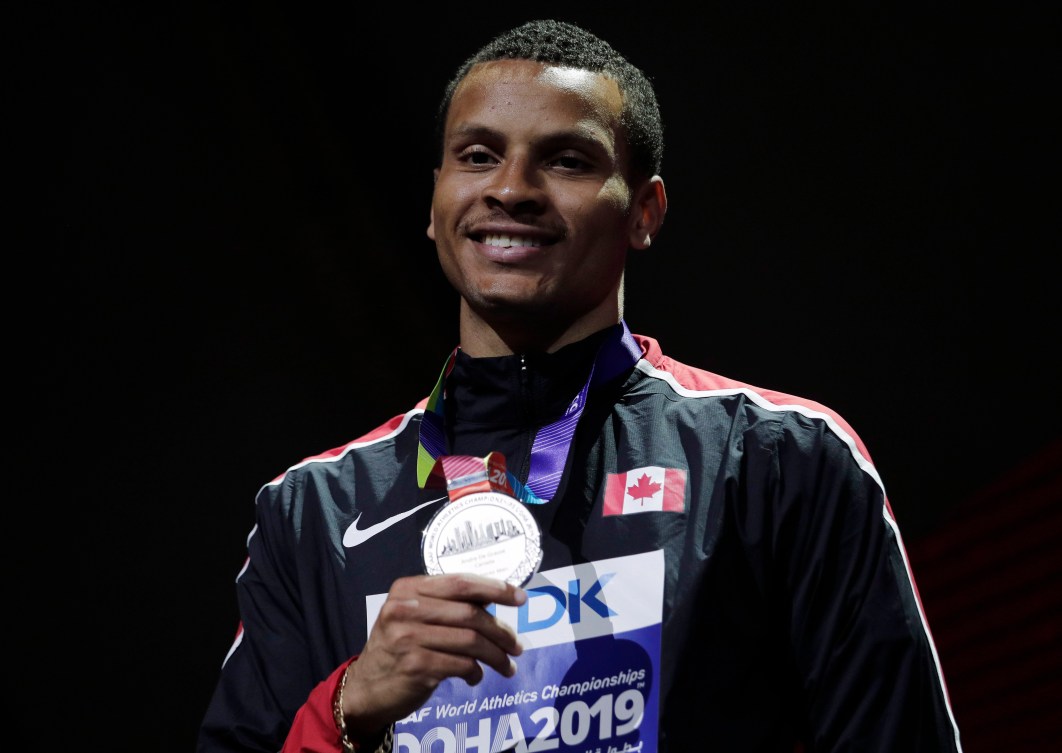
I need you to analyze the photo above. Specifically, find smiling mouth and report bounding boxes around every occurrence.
[479,233,543,248]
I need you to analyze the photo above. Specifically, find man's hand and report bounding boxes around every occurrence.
[339,573,527,741]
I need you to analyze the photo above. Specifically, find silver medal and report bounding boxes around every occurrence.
[421,491,543,587]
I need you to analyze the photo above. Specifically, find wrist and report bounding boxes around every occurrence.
[333,658,395,753]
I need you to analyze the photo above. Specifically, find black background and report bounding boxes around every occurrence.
[17,3,1057,751]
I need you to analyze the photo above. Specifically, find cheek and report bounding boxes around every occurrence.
[598,176,633,213]
[433,175,479,216]
[570,185,633,246]
[559,182,631,229]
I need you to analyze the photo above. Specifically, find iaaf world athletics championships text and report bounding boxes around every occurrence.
[401,667,648,723]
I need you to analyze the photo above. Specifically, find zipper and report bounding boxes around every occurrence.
[519,354,533,482]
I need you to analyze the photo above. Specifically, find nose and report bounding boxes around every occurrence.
[482,157,545,213]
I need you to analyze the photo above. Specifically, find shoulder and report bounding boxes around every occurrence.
[632,333,880,483]
[260,399,428,492]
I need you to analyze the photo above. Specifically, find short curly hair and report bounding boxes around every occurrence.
[436,19,664,180]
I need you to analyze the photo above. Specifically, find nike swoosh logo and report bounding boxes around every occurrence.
[342,496,446,548]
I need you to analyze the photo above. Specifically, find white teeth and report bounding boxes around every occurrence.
[482,234,541,248]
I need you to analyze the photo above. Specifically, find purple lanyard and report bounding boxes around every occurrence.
[417,321,642,504]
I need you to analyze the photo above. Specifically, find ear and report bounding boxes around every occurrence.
[628,175,667,250]
[427,168,440,240]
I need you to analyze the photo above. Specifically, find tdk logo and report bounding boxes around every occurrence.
[366,552,663,649]
[490,574,617,633]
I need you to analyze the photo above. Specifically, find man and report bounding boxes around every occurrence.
[198,19,962,753]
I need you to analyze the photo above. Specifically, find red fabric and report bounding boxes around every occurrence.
[280,660,353,753]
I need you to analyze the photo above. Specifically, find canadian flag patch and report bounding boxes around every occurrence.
[603,466,687,516]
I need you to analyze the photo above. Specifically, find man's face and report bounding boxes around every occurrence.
[428,59,644,351]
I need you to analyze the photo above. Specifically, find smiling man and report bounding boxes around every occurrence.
[198,20,962,753]
[429,58,664,357]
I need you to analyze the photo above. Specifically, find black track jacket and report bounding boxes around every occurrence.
[198,328,962,753]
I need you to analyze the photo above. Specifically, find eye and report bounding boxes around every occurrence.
[458,146,498,167]
[549,153,591,172]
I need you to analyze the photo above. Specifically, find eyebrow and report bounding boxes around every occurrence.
[444,124,502,146]
[445,123,614,154]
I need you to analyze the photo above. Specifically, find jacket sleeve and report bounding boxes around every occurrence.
[771,412,962,752]
[197,472,344,753]
[279,662,350,753]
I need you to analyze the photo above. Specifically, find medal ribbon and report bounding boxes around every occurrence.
[431,452,515,502]
[417,321,642,504]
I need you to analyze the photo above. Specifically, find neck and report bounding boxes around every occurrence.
[457,302,623,357]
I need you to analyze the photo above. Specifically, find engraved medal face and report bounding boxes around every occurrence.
[421,491,543,587]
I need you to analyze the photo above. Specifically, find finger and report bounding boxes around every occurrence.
[385,576,526,656]
[394,573,528,609]
[357,626,504,707]
[381,596,523,664]
[378,638,493,687]
[416,623,520,679]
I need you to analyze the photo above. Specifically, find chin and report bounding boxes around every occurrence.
[472,282,553,311]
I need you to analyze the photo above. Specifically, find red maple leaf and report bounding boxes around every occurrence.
[627,473,662,501]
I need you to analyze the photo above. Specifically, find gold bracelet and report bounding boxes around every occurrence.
[333,661,394,753]
[373,724,395,753]
[333,663,356,753]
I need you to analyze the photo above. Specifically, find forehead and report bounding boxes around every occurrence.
[446,59,624,135]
